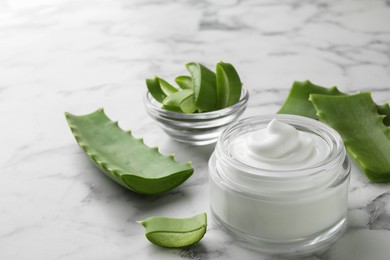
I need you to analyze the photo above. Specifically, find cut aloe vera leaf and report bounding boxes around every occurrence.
[310,93,390,183]
[180,93,197,113]
[186,62,217,112]
[159,78,178,96]
[146,77,166,103]
[278,80,344,119]
[65,109,193,194]
[138,212,207,248]
[175,75,193,89]
[162,89,195,113]
[216,61,242,109]
[278,80,390,125]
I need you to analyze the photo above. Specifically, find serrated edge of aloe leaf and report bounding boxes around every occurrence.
[65,108,193,195]
[278,80,390,126]
[277,80,344,118]
[377,102,390,126]
[309,93,390,183]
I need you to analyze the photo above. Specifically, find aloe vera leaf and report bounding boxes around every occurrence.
[138,212,207,248]
[180,93,197,114]
[310,93,390,183]
[278,80,390,125]
[216,61,242,109]
[278,80,344,119]
[175,75,193,89]
[162,89,194,113]
[186,62,217,112]
[159,78,178,96]
[146,77,166,103]
[65,109,193,194]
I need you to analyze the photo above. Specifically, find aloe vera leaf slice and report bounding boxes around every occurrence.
[216,61,242,109]
[186,62,217,112]
[146,77,166,103]
[278,80,345,119]
[159,78,178,96]
[180,93,197,114]
[310,93,390,183]
[175,75,193,90]
[162,89,194,113]
[65,109,193,194]
[138,212,207,248]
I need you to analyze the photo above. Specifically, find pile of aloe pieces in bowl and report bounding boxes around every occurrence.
[146,61,242,113]
[278,80,390,183]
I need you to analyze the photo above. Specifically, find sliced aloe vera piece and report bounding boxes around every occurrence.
[186,62,217,112]
[216,61,242,109]
[159,78,178,96]
[278,80,344,119]
[162,89,196,113]
[175,75,193,89]
[65,109,193,195]
[180,93,197,113]
[138,212,207,248]
[310,93,390,183]
[146,77,166,103]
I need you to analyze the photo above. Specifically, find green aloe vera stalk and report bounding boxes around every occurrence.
[186,62,217,112]
[138,212,207,248]
[162,89,196,113]
[310,93,390,183]
[216,61,242,109]
[278,80,344,119]
[175,75,193,89]
[65,109,193,195]
[278,80,390,125]
[146,77,166,103]
[159,78,178,96]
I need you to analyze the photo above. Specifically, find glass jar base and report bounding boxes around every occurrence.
[211,208,346,256]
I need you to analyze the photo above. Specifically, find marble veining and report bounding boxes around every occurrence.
[1,0,390,259]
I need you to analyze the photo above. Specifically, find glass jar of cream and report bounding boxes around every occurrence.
[209,114,351,254]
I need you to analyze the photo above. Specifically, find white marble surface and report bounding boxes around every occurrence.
[1,0,390,259]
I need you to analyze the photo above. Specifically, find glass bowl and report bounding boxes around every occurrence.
[144,88,249,145]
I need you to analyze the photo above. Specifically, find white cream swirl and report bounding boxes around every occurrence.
[230,119,329,170]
